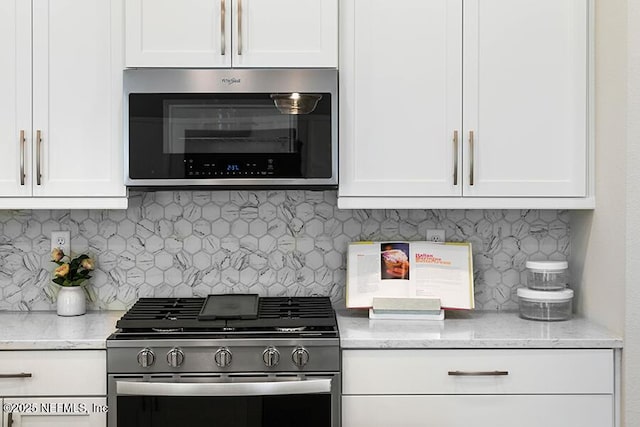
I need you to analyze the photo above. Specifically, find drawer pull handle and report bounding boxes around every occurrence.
[0,373,33,379]
[448,370,509,376]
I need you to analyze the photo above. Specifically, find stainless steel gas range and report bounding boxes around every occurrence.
[106,295,340,427]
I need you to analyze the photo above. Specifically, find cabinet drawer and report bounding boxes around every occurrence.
[342,349,613,394]
[0,350,106,396]
[342,395,613,427]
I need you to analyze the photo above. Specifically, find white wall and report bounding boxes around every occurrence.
[573,1,640,425]
[570,0,633,425]
[625,0,640,424]
[571,0,626,334]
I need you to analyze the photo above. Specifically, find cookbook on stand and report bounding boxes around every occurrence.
[346,241,475,311]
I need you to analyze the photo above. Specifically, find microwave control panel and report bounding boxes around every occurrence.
[184,156,301,178]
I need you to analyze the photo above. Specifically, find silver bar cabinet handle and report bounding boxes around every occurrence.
[220,0,226,55]
[19,130,25,186]
[237,0,243,55]
[117,378,331,397]
[448,370,509,376]
[36,130,42,185]
[469,130,475,186]
[453,130,459,186]
[0,373,32,379]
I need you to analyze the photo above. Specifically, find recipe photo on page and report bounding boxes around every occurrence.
[380,242,411,280]
[346,241,474,310]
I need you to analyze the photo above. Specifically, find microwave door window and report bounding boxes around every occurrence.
[181,129,298,154]
[164,101,296,154]
[128,93,332,180]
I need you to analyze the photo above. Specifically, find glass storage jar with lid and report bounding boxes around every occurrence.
[525,260,569,290]
[517,288,573,321]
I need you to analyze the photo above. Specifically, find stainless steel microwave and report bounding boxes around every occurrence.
[124,69,337,189]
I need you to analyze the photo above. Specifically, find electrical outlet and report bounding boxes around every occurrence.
[51,231,71,256]
[426,229,445,243]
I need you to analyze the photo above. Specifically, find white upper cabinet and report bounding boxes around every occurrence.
[338,0,592,209]
[462,0,588,198]
[33,0,126,200]
[232,0,338,67]
[0,0,31,198]
[126,0,338,68]
[126,0,231,67]
[339,0,462,199]
[0,0,127,209]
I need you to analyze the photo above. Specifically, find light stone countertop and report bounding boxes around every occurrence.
[0,309,623,351]
[337,309,623,349]
[0,311,124,350]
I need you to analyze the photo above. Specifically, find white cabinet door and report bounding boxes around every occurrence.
[125,0,231,67]
[338,0,591,208]
[339,0,462,198]
[232,0,337,67]
[32,0,125,198]
[462,0,588,197]
[125,0,336,68]
[0,0,31,197]
[342,395,613,427]
[3,398,107,427]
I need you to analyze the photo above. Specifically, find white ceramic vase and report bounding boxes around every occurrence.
[56,286,86,316]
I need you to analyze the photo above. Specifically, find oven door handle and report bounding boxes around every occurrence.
[116,379,332,397]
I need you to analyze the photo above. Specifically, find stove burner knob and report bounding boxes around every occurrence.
[262,347,280,368]
[214,347,233,368]
[166,348,185,368]
[291,347,310,368]
[137,348,155,368]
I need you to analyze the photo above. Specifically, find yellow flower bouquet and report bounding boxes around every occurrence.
[51,248,95,287]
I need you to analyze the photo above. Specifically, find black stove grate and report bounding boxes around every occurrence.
[115,296,337,334]
[115,298,225,330]
[258,297,335,318]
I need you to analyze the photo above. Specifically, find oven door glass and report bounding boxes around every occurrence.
[113,376,335,427]
[128,93,333,180]
[117,394,331,427]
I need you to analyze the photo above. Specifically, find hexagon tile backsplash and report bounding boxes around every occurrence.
[0,190,570,311]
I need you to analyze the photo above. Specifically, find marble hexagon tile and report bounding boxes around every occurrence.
[0,191,569,311]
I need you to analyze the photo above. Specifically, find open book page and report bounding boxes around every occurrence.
[346,241,474,310]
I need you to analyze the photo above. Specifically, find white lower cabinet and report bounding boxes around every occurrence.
[342,349,615,427]
[2,397,107,427]
[343,395,612,427]
[0,350,106,427]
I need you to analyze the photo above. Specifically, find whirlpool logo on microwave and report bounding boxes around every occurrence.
[221,77,241,85]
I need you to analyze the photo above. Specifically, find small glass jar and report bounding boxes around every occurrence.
[526,260,569,290]
[517,288,573,321]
